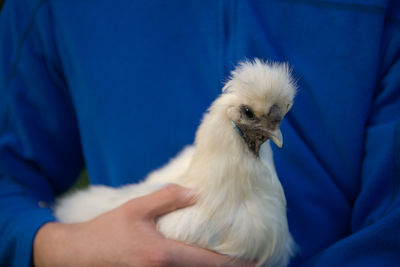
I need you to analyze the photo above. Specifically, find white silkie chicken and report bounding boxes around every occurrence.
[55,59,297,266]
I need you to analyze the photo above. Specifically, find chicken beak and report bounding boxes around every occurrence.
[270,128,283,148]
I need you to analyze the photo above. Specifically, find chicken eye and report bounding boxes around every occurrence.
[241,105,255,119]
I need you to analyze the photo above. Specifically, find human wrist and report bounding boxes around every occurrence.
[33,222,78,267]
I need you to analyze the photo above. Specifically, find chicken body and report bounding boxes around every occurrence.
[55,59,297,266]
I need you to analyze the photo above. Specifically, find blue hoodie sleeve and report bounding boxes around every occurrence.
[0,0,84,265]
[307,3,400,266]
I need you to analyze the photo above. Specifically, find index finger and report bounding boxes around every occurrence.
[130,184,198,219]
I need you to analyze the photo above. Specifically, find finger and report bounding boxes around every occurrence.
[166,240,256,267]
[132,184,198,219]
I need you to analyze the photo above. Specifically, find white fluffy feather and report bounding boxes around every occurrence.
[55,59,297,266]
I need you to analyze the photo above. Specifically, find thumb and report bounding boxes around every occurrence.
[131,184,198,219]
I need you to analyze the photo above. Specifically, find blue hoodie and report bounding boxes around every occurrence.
[0,0,399,266]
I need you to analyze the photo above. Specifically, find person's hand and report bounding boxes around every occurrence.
[33,184,254,266]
